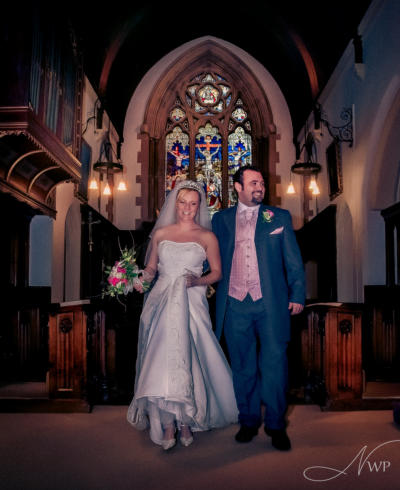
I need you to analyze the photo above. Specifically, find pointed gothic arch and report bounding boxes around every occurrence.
[368,86,400,210]
[138,39,280,221]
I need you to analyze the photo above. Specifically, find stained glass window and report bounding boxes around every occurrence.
[202,74,215,83]
[170,107,185,122]
[165,127,189,195]
[195,123,222,212]
[232,108,247,122]
[228,127,252,206]
[198,85,219,105]
[195,101,205,113]
[164,71,253,214]
[220,85,230,97]
[214,101,224,112]
[188,85,198,96]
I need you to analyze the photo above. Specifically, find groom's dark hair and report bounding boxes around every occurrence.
[233,165,263,187]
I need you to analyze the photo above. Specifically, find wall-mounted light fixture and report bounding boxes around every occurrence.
[88,130,127,195]
[287,132,321,195]
[287,104,353,198]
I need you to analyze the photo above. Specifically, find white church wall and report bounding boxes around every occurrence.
[297,0,400,301]
[50,77,123,304]
[396,166,400,203]
[362,83,400,287]
[363,210,386,286]
[29,215,53,287]
[64,201,82,301]
[51,182,75,303]
[121,36,301,230]
[336,201,356,302]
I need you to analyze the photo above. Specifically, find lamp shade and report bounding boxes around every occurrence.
[117,180,127,191]
[286,182,295,194]
[312,185,320,195]
[89,178,98,190]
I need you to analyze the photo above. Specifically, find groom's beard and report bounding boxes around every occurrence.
[251,192,264,204]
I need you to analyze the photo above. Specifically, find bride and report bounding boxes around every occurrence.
[127,180,238,450]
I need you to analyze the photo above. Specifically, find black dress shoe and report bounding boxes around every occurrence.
[235,425,258,443]
[264,427,291,451]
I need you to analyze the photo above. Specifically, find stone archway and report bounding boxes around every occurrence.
[64,201,81,301]
[368,88,400,211]
[362,84,400,288]
[138,38,280,222]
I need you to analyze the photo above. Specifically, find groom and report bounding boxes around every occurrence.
[212,165,305,451]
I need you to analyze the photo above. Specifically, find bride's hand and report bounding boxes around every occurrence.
[185,274,199,288]
[133,278,145,293]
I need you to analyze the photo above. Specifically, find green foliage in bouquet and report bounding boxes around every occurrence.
[103,247,151,299]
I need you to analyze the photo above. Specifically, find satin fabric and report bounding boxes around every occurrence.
[127,240,238,445]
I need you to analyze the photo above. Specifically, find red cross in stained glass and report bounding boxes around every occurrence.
[198,136,219,153]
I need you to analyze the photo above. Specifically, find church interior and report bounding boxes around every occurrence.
[1,0,400,487]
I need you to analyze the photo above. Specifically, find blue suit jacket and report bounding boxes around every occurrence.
[212,204,305,342]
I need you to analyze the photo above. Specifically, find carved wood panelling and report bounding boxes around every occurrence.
[0,108,82,217]
[49,307,87,398]
[364,285,400,381]
[303,304,363,402]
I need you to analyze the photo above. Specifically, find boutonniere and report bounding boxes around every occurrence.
[262,209,274,223]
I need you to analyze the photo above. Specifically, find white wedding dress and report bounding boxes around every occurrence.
[127,240,238,445]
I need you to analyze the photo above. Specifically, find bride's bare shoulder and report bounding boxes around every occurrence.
[198,227,218,244]
[152,225,177,240]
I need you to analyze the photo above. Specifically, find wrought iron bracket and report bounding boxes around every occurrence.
[321,107,354,147]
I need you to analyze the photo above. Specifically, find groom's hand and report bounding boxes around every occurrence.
[289,302,304,315]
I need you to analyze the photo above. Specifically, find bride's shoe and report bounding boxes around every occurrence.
[180,435,193,447]
[161,437,176,450]
[161,426,176,451]
[180,425,193,447]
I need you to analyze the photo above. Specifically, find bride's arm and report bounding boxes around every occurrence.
[186,232,222,287]
[138,234,159,286]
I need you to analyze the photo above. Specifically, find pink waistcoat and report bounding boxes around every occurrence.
[228,206,262,301]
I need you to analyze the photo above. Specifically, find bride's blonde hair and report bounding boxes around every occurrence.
[176,187,201,202]
[144,180,210,264]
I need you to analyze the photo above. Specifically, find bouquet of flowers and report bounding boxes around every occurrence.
[102,247,151,299]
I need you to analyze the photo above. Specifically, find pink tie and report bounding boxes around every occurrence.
[245,209,254,226]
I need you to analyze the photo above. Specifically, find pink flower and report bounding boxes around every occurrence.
[111,277,120,286]
[262,210,274,223]
[117,267,126,273]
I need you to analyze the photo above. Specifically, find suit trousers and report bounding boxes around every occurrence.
[224,294,288,430]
